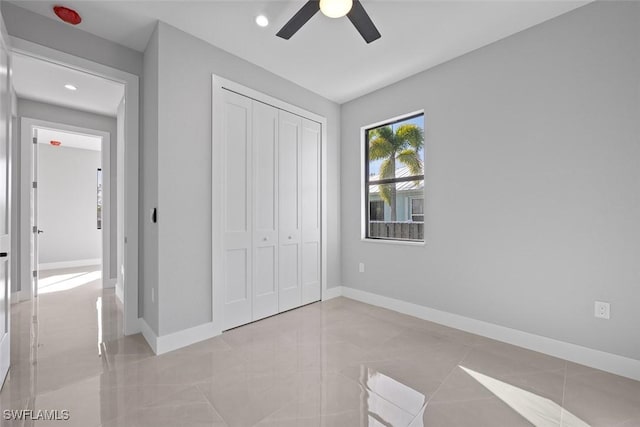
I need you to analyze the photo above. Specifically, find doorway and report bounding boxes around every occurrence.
[29,124,109,297]
[10,39,140,336]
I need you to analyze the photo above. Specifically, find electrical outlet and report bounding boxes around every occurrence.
[594,301,610,319]
[359,262,365,273]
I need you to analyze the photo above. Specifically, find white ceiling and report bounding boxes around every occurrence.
[12,52,124,117]
[36,127,102,151]
[9,1,590,104]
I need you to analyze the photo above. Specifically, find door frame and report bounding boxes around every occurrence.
[211,75,328,334]
[10,37,140,335]
[0,7,12,389]
[20,118,111,297]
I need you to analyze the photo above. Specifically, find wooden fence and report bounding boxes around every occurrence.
[369,221,423,240]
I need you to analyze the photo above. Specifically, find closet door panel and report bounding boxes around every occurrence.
[301,242,319,301]
[254,102,277,233]
[301,124,320,233]
[278,111,302,312]
[225,103,249,233]
[253,101,279,320]
[301,119,321,304]
[279,245,298,292]
[225,249,249,303]
[222,90,252,330]
[278,115,300,234]
[254,247,276,320]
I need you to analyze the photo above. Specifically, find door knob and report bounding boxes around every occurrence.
[37,229,44,234]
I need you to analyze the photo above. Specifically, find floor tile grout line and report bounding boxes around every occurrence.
[424,344,474,407]
[246,369,336,427]
[195,380,293,427]
[154,383,230,426]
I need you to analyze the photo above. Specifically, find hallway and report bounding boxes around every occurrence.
[0,267,156,426]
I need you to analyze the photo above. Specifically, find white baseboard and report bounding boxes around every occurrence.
[10,289,27,303]
[339,286,640,381]
[139,318,158,354]
[115,284,124,304]
[323,286,343,300]
[39,259,101,270]
[103,278,116,289]
[139,318,221,355]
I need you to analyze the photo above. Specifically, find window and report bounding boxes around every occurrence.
[365,112,425,242]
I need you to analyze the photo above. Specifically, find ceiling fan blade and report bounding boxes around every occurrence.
[276,0,320,40]
[347,0,381,44]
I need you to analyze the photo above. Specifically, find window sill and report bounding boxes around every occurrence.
[361,238,425,247]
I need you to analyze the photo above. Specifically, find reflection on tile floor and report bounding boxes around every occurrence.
[1,266,640,426]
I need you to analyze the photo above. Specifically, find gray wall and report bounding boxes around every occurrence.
[38,144,101,265]
[141,25,159,333]
[341,1,640,360]
[1,2,142,77]
[17,99,118,280]
[148,22,341,336]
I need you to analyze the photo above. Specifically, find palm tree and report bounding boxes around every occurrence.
[369,124,424,221]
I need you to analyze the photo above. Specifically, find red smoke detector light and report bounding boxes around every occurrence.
[53,6,82,25]
[50,140,62,147]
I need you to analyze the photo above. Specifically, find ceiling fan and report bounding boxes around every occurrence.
[277,0,381,44]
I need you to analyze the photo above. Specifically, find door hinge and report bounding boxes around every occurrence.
[32,181,37,189]
[32,270,37,278]
[32,137,37,144]
[32,225,37,233]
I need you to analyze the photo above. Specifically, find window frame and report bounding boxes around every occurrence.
[361,110,425,245]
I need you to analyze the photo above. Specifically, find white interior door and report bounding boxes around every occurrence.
[0,21,11,388]
[252,101,278,321]
[222,90,253,330]
[301,119,321,304]
[278,110,302,312]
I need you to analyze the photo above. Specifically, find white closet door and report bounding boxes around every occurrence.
[222,90,253,330]
[301,119,321,304]
[252,101,279,320]
[278,110,302,312]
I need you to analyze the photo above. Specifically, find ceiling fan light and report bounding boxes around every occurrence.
[319,0,353,18]
[255,15,269,27]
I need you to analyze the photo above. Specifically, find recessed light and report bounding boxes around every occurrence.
[64,84,77,91]
[255,15,269,27]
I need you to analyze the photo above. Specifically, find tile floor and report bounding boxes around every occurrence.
[1,266,639,426]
